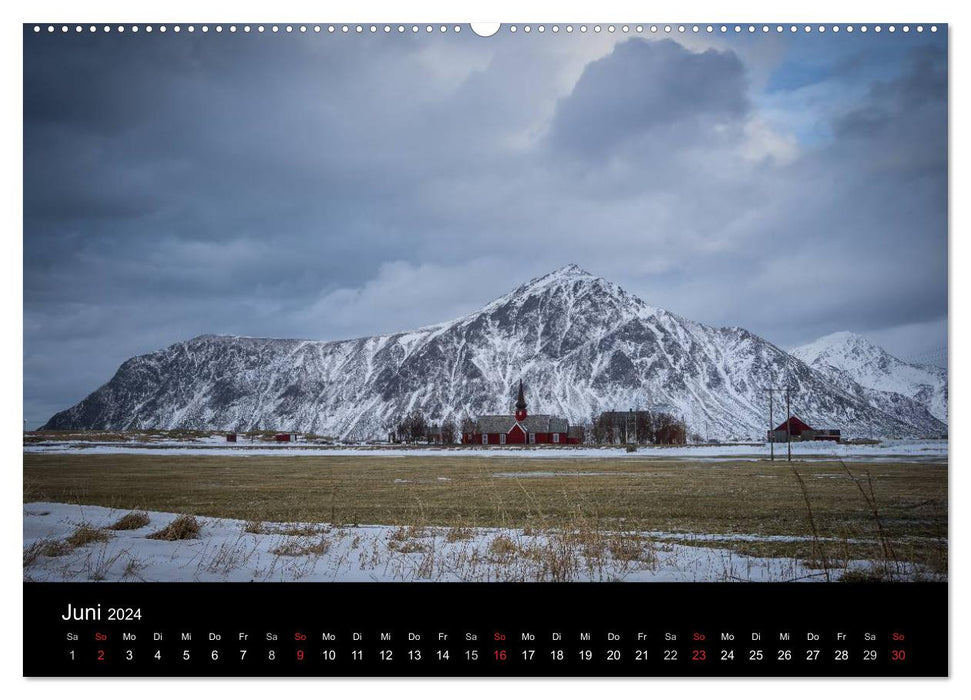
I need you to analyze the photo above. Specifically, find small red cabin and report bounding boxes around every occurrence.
[226,433,237,443]
[274,433,298,442]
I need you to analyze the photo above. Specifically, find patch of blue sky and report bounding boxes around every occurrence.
[747,30,945,149]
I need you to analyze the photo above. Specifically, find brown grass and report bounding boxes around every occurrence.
[147,514,201,541]
[488,534,519,557]
[607,534,654,562]
[66,523,112,547]
[271,536,331,556]
[23,538,73,564]
[23,452,947,574]
[109,511,150,530]
[265,523,328,537]
[387,526,431,552]
[445,527,475,542]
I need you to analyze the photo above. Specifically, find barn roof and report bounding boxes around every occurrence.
[774,416,815,434]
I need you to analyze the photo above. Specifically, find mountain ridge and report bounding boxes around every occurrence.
[43,266,946,440]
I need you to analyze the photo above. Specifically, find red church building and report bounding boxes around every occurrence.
[463,381,578,445]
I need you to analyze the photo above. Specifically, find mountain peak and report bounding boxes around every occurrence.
[793,331,877,360]
[528,264,595,285]
[556,263,591,276]
[818,331,872,346]
[484,264,601,308]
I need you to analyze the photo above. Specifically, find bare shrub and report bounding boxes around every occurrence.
[147,514,201,541]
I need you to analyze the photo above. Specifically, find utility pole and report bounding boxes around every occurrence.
[768,388,775,461]
[763,385,791,462]
[785,386,792,462]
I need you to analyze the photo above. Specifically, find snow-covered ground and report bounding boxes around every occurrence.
[23,439,948,462]
[24,502,931,583]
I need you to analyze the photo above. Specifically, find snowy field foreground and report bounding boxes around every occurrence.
[23,438,947,462]
[23,502,931,583]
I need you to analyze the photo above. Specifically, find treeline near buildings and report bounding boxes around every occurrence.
[389,410,461,445]
[590,410,688,445]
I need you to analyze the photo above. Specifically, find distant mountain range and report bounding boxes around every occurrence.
[43,265,947,440]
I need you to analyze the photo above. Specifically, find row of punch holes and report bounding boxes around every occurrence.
[33,24,939,35]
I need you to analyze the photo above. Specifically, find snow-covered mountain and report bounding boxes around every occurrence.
[791,331,947,424]
[43,265,947,440]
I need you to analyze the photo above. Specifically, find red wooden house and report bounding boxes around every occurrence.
[462,381,578,445]
[767,416,840,442]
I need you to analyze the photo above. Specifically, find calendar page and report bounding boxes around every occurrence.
[22,20,948,677]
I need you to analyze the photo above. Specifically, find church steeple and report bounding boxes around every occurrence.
[515,380,528,422]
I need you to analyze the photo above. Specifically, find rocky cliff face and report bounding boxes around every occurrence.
[44,265,947,440]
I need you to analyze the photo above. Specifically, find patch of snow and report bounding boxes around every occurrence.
[23,502,939,583]
[24,440,948,461]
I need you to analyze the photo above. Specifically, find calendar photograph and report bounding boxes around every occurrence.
[23,23,947,589]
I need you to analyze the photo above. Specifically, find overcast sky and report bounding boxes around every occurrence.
[23,26,947,427]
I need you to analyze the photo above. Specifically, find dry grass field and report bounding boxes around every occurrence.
[23,453,947,578]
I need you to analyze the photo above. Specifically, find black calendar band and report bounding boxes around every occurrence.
[24,582,947,677]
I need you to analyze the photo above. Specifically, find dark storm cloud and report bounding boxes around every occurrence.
[22,29,947,425]
[549,39,749,157]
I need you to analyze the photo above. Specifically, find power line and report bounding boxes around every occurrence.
[759,385,792,462]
